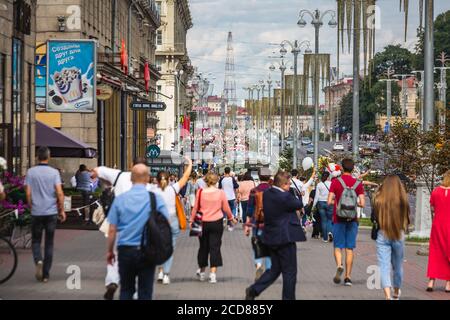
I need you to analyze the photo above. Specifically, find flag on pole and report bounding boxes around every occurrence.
[120,39,128,74]
[144,62,150,93]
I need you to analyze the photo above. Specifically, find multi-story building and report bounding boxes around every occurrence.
[0,0,36,175]
[34,0,161,181]
[376,76,420,129]
[323,77,353,140]
[155,0,193,151]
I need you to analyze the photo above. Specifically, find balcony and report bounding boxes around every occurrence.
[137,0,161,28]
[156,43,187,56]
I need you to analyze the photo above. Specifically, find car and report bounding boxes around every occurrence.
[367,142,381,153]
[359,145,374,158]
[301,137,312,145]
[306,145,314,154]
[333,142,345,152]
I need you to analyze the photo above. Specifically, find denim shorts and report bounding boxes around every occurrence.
[333,221,358,249]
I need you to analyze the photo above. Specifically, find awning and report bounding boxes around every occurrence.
[36,121,97,158]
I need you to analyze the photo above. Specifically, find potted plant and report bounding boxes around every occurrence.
[0,158,32,243]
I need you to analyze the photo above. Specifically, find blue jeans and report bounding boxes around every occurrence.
[118,246,155,300]
[254,229,272,270]
[162,216,180,274]
[376,231,405,289]
[317,202,333,241]
[31,215,58,278]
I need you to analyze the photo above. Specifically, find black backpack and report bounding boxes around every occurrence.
[100,172,123,217]
[140,192,173,266]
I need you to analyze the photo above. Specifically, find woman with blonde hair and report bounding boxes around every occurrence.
[426,170,450,293]
[372,175,410,300]
[155,157,193,285]
[190,172,237,284]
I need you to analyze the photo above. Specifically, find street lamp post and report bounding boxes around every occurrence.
[424,0,435,131]
[270,59,288,150]
[280,40,312,169]
[435,52,450,129]
[298,8,337,166]
[255,85,261,156]
[380,66,396,133]
[412,70,425,130]
[267,78,273,158]
[394,74,414,119]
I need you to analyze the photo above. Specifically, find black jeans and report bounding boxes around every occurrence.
[31,215,58,278]
[251,242,297,300]
[198,219,224,268]
[118,246,155,300]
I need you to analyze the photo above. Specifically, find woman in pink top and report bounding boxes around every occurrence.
[238,172,256,224]
[190,172,237,283]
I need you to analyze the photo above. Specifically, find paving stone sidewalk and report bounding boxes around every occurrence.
[0,226,447,300]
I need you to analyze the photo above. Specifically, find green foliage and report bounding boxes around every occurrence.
[279,147,293,172]
[382,120,450,193]
[373,45,414,78]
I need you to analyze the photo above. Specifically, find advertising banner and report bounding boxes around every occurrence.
[46,40,97,113]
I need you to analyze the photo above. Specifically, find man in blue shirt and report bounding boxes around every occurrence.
[107,164,169,300]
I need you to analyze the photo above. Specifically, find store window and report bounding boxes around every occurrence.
[12,38,23,174]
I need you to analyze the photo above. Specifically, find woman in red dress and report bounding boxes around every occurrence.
[426,170,450,293]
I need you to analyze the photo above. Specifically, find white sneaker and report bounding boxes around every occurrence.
[162,274,170,285]
[197,269,206,282]
[157,271,164,283]
[228,226,234,232]
[209,273,217,284]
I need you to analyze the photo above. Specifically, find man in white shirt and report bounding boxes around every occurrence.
[291,168,316,206]
[91,157,157,300]
[219,167,239,231]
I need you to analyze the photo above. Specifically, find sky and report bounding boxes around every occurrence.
[186,0,450,104]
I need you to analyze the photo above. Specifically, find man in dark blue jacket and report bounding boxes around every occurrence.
[245,171,305,300]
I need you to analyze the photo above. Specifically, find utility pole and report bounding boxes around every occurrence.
[352,3,360,160]
[424,0,435,131]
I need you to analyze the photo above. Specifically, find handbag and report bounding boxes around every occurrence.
[172,186,187,231]
[371,221,379,241]
[251,225,271,259]
[189,189,203,237]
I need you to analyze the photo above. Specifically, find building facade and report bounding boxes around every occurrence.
[155,0,193,151]
[34,0,161,181]
[0,0,36,175]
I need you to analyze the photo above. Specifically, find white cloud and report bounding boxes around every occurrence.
[187,0,450,104]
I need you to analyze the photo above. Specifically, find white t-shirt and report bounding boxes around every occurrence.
[196,178,207,190]
[96,167,157,196]
[313,181,332,207]
[291,177,314,205]
[220,176,237,201]
[157,182,181,217]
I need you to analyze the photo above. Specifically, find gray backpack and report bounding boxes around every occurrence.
[336,177,362,220]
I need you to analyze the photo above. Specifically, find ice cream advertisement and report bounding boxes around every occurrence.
[46,40,97,113]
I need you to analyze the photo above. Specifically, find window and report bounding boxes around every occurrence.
[156,30,162,46]
[12,38,23,174]
[156,1,161,15]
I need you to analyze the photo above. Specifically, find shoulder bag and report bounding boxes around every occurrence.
[189,189,203,237]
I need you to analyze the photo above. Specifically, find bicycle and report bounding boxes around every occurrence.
[0,211,18,284]
[0,236,17,284]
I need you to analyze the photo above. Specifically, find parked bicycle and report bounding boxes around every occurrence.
[0,211,18,284]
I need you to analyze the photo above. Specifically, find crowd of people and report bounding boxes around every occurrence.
[16,146,450,300]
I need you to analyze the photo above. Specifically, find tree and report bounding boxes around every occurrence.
[383,120,450,194]
[373,45,415,78]
[279,147,293,172]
